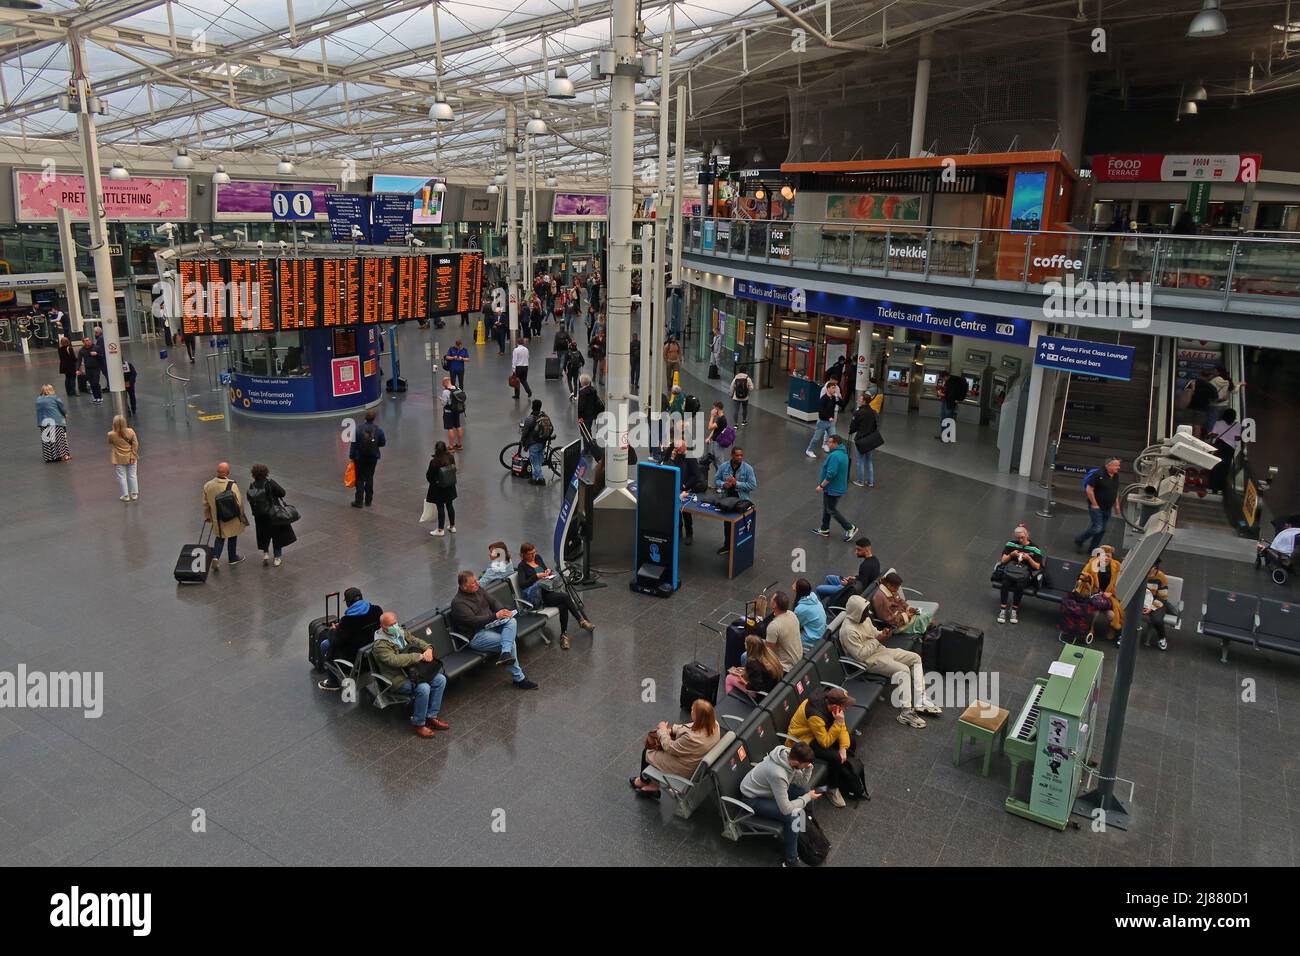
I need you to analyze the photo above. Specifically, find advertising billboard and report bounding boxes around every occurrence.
[213,180,337,221]
[14,171,189,222]
[370,174,447,225]
[552,192,609,220]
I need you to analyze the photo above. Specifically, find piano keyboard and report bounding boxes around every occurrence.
[1011,682,1045,742]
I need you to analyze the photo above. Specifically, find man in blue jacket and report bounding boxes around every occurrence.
[812,434,858,542]
[714,446,757,555]
[792,578,827,650]
[349,410,387,508]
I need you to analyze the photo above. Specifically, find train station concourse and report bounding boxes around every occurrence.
[0,0,1298,915]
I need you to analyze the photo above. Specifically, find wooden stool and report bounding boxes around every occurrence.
[953,700,1010,777]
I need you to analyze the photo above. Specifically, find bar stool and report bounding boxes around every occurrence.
[953,700,1010,777]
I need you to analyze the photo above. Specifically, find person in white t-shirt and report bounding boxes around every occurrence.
[511,339,532,399]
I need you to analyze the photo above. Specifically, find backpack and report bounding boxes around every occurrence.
[213,481,241,523]
[450,389,467,414]
[435,464,457,489]
[797,812,831,866]
[733,376,750,400]
[356,424,381,459]
[533,412,555,443]
[683,394,701,415]
[1081,467,1100,494]
[246,483,271,518]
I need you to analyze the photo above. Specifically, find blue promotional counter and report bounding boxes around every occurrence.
[228,326,383,417]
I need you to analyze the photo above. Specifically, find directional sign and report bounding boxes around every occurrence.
[1033,335,1136,381]
[270,189,316,221]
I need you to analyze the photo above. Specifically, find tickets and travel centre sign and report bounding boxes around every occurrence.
[733,279,1031,346]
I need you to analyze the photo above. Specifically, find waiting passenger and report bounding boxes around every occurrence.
[480,542,513,583]
[995,524,1042,624]
[1075,545,1124,638]
[423,441,457,536]
[814,537,879,600]
[369,611,450,738]
[1141,564,1169,652]
[318,588,384,691]
[787,687,857,808]
[629,699,720,799]
[738,742,822,868]
[839,593,940,728]
[725,634,783,698]
[765,591,803,672]
[792,578,827,650]
[872,571,936,636]
[247,463,295,566]
[449,571,537,690]
[516,541,593,650]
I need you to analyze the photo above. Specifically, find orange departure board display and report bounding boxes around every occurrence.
[177,259,204,335]
[362,257,383,324]
[344,257,363,326]
[431,255,456,315]
[456,253,482,314]
[321,257,345,327]
[412,255,430,321]
[226,259,276,332]
[301,257,322,329]
[379,256,399,324]
[277,258,302,330]
[396,255,415,321]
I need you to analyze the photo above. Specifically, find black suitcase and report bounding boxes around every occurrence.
[174,521,213,584]
[937,622,984,673]
[308,592,341,671]
[707,363,720,379]
[544,355,561,380]
[918,626,942,673]
[724,620,748,671]
[681,623,722,711]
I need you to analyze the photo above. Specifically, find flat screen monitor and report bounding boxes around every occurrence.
[333,328,357,357]
[923,371,939,386]
[886,368,904,384]
[963,373,980,398]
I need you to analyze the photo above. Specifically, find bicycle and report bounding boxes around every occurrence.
[499,437,564,478]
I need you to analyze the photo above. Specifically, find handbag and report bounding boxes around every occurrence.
[406,657,444,684]
[344,461,356,487]
[1001,560,1031,585]
[854,428,884,453]
[509,372,520,388]
[419,502,436,523]
[716,424,736,448]
[269,498,300,525]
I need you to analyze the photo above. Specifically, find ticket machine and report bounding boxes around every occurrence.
[917,346,952,418]
[957,348,991,425]
[987,354,1023,429]
[882,341,918,415]
[785,339,820,422]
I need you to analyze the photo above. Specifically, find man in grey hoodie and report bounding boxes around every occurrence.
[739,742,822,866]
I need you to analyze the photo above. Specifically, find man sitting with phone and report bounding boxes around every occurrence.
[448,571,537,690]
[370,611,450,738]
[739,742,822,868]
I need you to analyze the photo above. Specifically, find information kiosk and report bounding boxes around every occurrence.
[918,346,952,418]
[882,341,917,416]
[957,348,991,425]
[988,355,1023,429]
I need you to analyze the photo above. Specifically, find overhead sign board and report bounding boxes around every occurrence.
[1033,335,1136,381]
[1091,153,1262,183]
[271,189,316,221]
[14,171,189,222]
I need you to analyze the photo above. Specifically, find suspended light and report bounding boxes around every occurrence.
[493,170,507,185]
[780,184,796,201]
[635,97,659,116]
[548,65,576,100]
[212,164,231,186]
[1187,0,1228,38]
[432,179,447,193]
[276,156,295,175]
[108,161,130,181]
[1179,100,1199,116]
[172,147,194,170]
[1189,82,1208,102]
[545,174,558,187]
[710,141,724,157]
[801,131,816,146]
[429,93,454,122]
[752,146,766,164]
[753,187,766,201]
[486,183,499,195]
[525,110,548,135]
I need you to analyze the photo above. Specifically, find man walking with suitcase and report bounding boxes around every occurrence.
[202,461,249,569]
[349,411,387,509]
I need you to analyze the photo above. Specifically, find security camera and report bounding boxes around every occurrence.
[277,240,288,253]
[154,222,177,236]
[300,231,315,241]
[350,225,365,239]
[1166,428,1221,471]
[256,240,265,253]
[409,237,425,247]
[233,229,247,242]
[210,234,225,243]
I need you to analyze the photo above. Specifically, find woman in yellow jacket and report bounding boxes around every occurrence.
[1075,545,1123,637]
[787,687,857,808]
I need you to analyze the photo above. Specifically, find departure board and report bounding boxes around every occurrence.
[177,259,203,335]
[379,256,399,324]
[395,255,415,321]
[431,255,456,315]
[321,257,345,327]
[361,257,383,324]
[208,260,228,332]
[412,255,430,321]
[300,257,322,330]
[456,253,482,314]
[277,258,302,330]
[344,257,363,326]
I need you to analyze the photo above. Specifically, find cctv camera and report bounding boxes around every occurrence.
[233,229,247,241]
[155,222,176,235]
[210,234,225,242]
[410,237,425,247]
[277,240,288,252]
[350,225,364,238]
[1166,429,1221,471]
[300,231,315,240]
[256,240,265,251]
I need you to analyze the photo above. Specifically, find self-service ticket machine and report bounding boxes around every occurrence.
[957,348,991,425]
[917,346,952,419]
[987,355,1022,429]
[882,341,918,415]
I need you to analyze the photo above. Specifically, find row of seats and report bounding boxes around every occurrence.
[1197,589,1300,663]
[992,554,1187,631]
[330,575,559,711]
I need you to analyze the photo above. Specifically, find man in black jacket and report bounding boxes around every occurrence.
[78,337,104,403]
[349,410,387,508]
[805,380,842,459]
[576,374,602,435]
[848,392,880,487]
[448,571,536,689]
[668,441,702,545]
[318,587,383,691]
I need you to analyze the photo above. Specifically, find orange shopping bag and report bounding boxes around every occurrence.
[344,461,356,488]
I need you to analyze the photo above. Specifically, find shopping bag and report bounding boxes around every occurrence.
[344,461,356,488]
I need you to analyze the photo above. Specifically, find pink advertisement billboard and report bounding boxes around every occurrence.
[551,192,609,220]
[14,170,190,223]
[214,179,337,221]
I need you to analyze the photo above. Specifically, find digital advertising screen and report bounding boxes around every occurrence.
[370,174,447,225]
[1009,170,1047,232]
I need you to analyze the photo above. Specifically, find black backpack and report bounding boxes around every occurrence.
[533,412,555,442]
[797,813,831,866]
[733,376,750,400]
[246,482,271,518]
[213,481,241,523]
[356,424,381,458]
[450,389,467,414]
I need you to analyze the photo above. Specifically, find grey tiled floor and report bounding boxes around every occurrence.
[1,328,1297,867]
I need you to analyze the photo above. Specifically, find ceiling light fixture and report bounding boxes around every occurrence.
[486,182,499,194]
[108,162,130,180]
[548,65,576,100]
[1187,0,1228,38]
[276,156,295,175]
[212,164,231,186]
[545,174,558,187]
[780,184,795,201]
[635,96,659,116]
[429,92,454,122]
[752,146,766,164]
[493,170,507,185]
[525,110,548,135]
[172,147,194,170]
[1179,100,1199,116]
[433,179,447,193]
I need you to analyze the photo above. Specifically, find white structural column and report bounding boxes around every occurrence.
[908,34,933,158]
[600,0,637,492]
[753,300,769,389]
[70,32,127,419]
[1018,319,1049,476]
[854,320,872,395]
[648,19,672,407]
[505,103,521,341]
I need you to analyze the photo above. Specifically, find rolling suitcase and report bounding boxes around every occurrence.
[937,622,984,674]
[681,623,722,711]
[308,592,341,671]
[174,521,213,584]
[918,625,942,673]
[544,355,561,380]
[724,620,748,671]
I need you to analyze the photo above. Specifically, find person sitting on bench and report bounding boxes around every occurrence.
[370,611,450,738]
[449,570,536,690]
[724,634,783,698]
[787,687,857,808]
[318,587,383,692]
[1075,545,1123,639]
[629,699,720,799]
[738,742,822,868]
[479,542,513,583]
[995,524,1042,625]
[839,594,941,728]
[765,591,803,673]
[815,537,880,600]
[872,571,936,636]
[516,541,594,650]
[792,578,827,650]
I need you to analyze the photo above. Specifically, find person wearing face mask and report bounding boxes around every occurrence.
[1075,545,1124,640]
[369,611,450,738]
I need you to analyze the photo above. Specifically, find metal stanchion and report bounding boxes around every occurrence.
[1036,441,1058,518]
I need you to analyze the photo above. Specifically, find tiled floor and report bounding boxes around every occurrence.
[1,328,1297,867]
